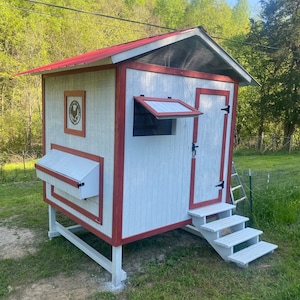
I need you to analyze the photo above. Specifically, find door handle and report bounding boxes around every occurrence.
[192,143,199,157]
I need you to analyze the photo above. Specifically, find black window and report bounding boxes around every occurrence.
[133,101,174,136]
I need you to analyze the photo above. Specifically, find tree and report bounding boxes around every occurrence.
[259,0,300,148]
[184,0,232,38]
[154,0,188,29]
[235,19,277,150]
[0,0,253,152]
[231,0,251,36]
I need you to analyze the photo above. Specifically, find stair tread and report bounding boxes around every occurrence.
[214,227,263,248]
[228,241,278,266]
[188,203,235,218]
[200,215,248,232]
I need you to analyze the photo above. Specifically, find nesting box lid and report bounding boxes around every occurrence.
[35,149,100,199]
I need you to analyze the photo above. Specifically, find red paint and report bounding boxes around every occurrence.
[226,80,239,203]
[51,186,102,224]
[46,144,104,224]
[134,96,202,118]
[111,63,127,246]
[38,51,240,247]
[35,163,79,188]
[113,62,235,244]
[191,198,221,209]
[190,88,231,208]
[64,90,86,137]
[121,219,192,245]
[219,90,230,183]
[45,197,113,245]
[16,28,197,76]
[124,61,236,84]
[51,143,103,162]
[189,158,196,209]
[43,65,115,78]
[42,76,46,156]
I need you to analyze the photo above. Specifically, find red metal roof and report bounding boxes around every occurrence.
[16,28,195,76]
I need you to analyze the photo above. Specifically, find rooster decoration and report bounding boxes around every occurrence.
[69,100,81,125]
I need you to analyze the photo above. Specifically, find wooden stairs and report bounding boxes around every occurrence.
[188,203,277,267]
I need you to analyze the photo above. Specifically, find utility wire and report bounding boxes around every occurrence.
[212,35,300,56]
[0,3,148,34]
[26,0,175,31]
[7,0,300,57]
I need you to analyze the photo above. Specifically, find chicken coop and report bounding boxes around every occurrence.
[17,26,277,288]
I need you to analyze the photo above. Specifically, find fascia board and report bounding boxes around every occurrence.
[111,28,197,64]
[196,30,257,85]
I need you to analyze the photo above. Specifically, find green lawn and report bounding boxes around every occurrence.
[0,151,300,299]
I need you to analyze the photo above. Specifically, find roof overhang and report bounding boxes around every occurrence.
[15,26,259,87]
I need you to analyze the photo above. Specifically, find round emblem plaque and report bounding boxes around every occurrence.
[69,100,81,125]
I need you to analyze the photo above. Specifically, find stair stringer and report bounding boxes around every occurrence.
[194,217,247,261]
[189,203,277,267]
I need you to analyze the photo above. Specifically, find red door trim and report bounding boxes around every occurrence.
[190,88,230,209]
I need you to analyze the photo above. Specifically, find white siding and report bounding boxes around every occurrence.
[44,69,116,237]
[122,69,234,239]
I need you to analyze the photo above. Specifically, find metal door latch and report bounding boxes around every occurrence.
[215,181,224,189]
[192,143,199,157]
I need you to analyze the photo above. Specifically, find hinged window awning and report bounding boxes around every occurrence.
[134,96,202,119]
[35,149,99,199]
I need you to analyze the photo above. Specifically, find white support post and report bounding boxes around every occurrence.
[48,205,60,239]
[51,221,127,288]
[112,246,124,288]
[46,206,126,287]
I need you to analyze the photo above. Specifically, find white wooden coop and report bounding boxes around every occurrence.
[17,26,277,287]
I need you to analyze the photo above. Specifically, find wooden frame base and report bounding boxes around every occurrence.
[48,205,126,288]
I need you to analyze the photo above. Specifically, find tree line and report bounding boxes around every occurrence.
[0,0,299,152]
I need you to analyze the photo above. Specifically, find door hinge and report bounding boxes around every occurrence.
[221,105,230,114]
[215,181,224,189]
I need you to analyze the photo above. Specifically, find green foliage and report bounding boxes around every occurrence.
[0,0,254,153]
[236,0,300,147]
[251,185,300,227]
[0,158,37,183]
[233,152,300,228]
[154,0,188,29]
[1,154,300,298]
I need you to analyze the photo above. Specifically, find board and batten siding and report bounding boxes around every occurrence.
[122,68,235,239]
[44,69,116,238]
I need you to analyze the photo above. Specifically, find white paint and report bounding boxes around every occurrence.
[55,221,126,288]
[122,68,235,239]
[44,69,116,237]
[111,28,196,64]
[36,149,100,199]
[145,101,192,113]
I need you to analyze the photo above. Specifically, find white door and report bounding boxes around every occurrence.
[190,88,230,209]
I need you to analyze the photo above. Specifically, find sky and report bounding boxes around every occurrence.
[227,0,261,16]
[248,0,261,14]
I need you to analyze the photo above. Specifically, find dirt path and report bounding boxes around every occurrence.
[1,225,200,299]
[0,227,37,260]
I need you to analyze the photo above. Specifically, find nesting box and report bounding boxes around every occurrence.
[17,27,258,287]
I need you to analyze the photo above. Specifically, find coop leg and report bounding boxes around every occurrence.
[112,245,125,288]
[48,205,60,239]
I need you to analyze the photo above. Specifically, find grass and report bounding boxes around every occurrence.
[0,159,38,183]
[233,151,300,228]
[0,151,300,299]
